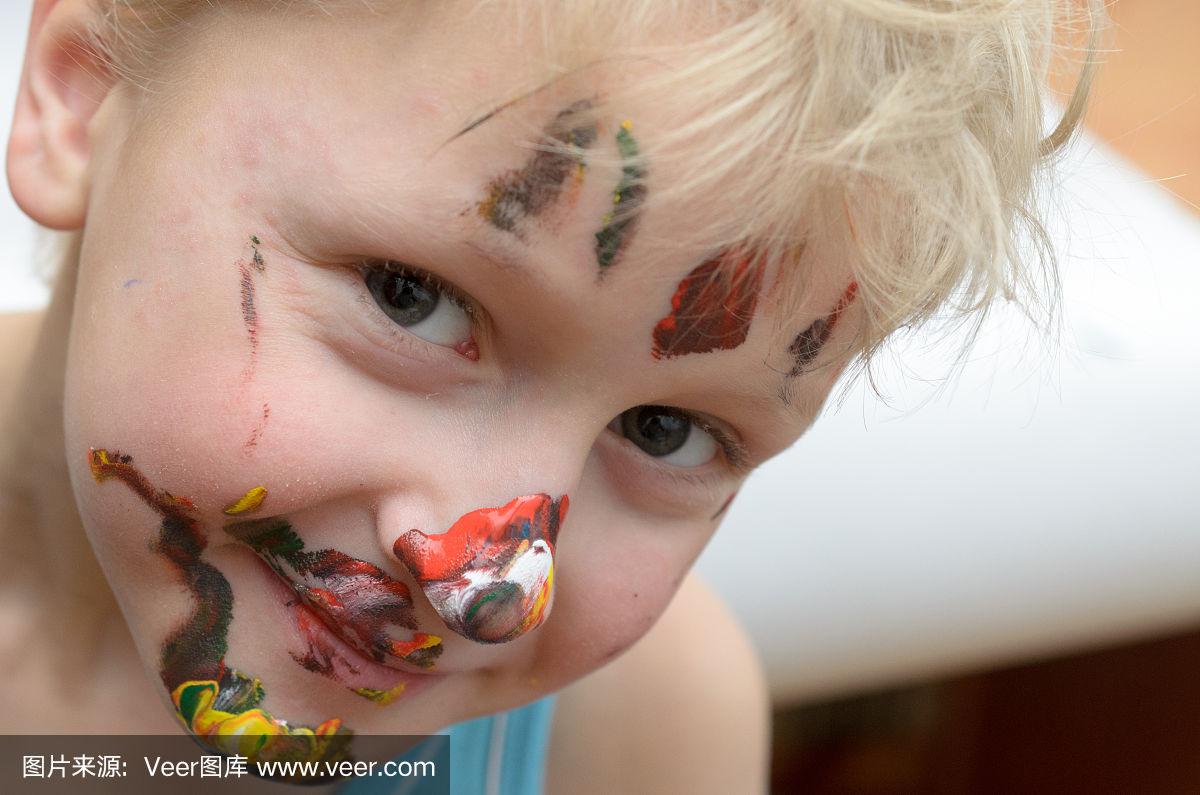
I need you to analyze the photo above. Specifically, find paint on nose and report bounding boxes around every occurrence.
[393,493,569,644]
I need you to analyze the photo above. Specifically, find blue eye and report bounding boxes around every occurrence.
[364,264,476,357]
[612,406,719,467]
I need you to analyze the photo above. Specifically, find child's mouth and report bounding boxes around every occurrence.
[225,516,444,672]
[253,556,443,701]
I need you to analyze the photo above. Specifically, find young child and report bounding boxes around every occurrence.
[0,0,1101,791]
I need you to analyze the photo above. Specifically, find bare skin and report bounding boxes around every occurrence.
[0,300,767,791]
[0,2,848,789]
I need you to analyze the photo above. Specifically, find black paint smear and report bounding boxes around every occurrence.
[479,100,598,232]
[240,237,266,349]
[786,317,829,375]
[239,264,257,346]
[88,450,231,690]
[786,282,858,377]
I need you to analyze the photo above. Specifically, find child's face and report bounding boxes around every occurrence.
[61,5,854,741]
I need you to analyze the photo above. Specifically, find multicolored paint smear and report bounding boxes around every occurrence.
[224,518,442,669]
[594,120,646,271]
[87,449,352,764]
[393,494,568,644]
[478,100,598,233]
[651,250,765,359]
[786,281,859,375]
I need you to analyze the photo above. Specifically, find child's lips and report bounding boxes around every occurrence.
[252,557,443,680]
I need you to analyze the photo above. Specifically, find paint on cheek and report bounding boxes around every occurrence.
[786,281,859,375]
[87,449,352,763]
[651,250,765,359]
[242,402,271,456]
[594,120,646,271]
[350,682,408,706]
[477,100,598,232]
[223,484,268,516]
[238,236,268,370]
[393,494,569,644]
[239,269,258,345]
[224,518,442,669]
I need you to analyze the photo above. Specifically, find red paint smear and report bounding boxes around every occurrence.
[242,402,271,454]
[393,494,568,584]
[651,251,765,359]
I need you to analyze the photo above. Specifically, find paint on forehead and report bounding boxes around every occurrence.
[594,120,647,272]
[87,449,352,763]
[477,100,599,233]
[786,281,859,376]
[651,250,765,359]
[393,494,568,644]
[225,517,443,670]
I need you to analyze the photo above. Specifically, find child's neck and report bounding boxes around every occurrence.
[0,262,121,645]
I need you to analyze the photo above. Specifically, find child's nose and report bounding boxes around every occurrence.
[391,493,569,644]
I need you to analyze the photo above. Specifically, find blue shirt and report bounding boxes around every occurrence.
[337,696,556,795]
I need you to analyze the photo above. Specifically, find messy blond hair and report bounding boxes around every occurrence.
[79,0,1106,362]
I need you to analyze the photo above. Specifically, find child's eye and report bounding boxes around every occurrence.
[611,405,720,467]
[363,263,477,357]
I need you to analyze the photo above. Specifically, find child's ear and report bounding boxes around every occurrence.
[7,0,119,231]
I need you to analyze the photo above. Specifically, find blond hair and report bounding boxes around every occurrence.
[78,0,1107,363]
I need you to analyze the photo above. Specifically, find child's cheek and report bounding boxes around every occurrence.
[536,500,703,678]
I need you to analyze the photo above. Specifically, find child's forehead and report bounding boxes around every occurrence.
[134,6,854,438]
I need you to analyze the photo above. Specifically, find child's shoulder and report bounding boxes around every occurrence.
[0,310,43,411]
[546,574,768,794]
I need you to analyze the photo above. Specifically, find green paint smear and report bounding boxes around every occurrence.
[463,582,518,624]
[595,125,646,269]
[225,518,305,565]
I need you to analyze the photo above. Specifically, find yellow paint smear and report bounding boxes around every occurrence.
[351,682,407,706]
[224,486,268,516]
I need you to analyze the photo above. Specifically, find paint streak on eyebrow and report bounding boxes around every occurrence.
[786,281,859,376]
[594,120,646,272]
[651,250,765,360]
[477,100,598,233]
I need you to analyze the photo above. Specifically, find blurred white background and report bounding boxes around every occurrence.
[2,2,1198,707]
[1,5,40,309]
